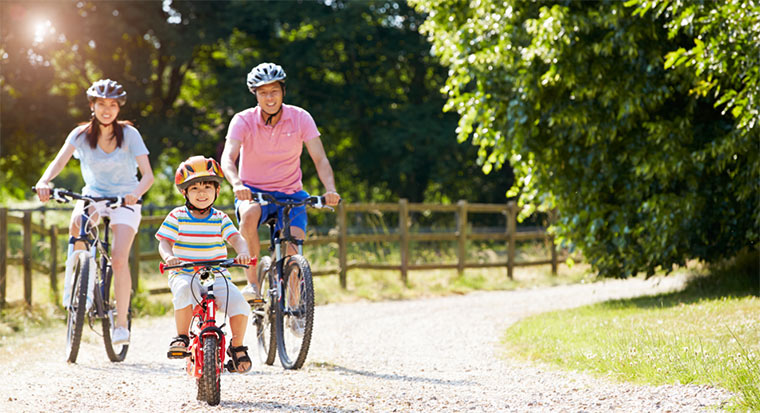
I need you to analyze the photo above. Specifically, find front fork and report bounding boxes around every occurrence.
[187,299,227,378]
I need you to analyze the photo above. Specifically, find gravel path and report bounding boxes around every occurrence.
[0,275,732,412]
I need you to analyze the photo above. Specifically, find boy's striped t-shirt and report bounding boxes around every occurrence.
[155,206,240,278]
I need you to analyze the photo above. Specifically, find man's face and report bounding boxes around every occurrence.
[255,82,284,115]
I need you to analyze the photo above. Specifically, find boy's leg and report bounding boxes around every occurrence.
[175,305,193,336]
[228,314,251,372]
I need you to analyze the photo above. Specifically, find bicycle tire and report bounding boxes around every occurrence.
[275,254,314,370]
[255,256,277,365]
[198,336,221,406]
[101,262,131,362]
[65,253,89,364]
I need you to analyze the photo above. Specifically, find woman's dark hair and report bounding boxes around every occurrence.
[78,117,133,149]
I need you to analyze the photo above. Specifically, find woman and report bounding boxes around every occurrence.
[36,79,154,345]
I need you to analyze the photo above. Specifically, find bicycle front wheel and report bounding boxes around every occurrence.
[255,256,276,365]
[66,253,89,364]
[101,263,131,362]
[275,255,314,370]
[198,336,221,406]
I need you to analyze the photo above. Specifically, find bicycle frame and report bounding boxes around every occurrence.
[186,270,227,379]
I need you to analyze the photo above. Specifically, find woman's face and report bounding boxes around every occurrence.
[91,98,120,125]
[255,82,284,115]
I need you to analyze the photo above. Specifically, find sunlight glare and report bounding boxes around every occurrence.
[32,19,53,44]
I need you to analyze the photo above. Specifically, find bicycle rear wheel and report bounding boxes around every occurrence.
[198,336,221,406]
[66,253,89,363]
[101,263,131,362]
[275,255,314,370]
[254,256,276,365]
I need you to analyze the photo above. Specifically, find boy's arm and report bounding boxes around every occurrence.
[158,238,181,265]
[228,233,252,264]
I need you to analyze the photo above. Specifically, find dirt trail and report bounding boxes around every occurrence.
[0,274,731,412]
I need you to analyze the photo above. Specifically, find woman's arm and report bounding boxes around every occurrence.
[35,143,77,202]
[127,154,154,205]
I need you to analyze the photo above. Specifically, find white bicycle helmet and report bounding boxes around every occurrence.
[86,79,127,106]
[246,62,286,93]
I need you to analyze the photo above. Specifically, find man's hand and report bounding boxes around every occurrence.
[233,184,252,201]
[324,191,341,207]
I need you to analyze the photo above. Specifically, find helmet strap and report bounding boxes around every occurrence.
[183,191,218,216]
[264,105,282,126]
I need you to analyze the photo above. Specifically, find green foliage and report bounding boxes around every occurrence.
[2,0,512,207]
[411,0,759,277]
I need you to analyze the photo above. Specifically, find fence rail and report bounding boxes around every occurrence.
[1,200,559,307]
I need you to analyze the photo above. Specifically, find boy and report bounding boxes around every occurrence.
[155,155,253,373]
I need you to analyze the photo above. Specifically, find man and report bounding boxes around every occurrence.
[221,62,341,300]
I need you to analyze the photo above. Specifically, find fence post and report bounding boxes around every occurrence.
[506,201,517,279]
[50,225,59,300]
[130,229,140,293]
[399,199,409,285]
[549,208,558,275]
[0,208,7,307]
[337,202,347,289]
[457,200,468,276]
[23,211,33,306]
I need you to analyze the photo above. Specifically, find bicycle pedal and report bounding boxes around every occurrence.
[225,360,236,373]
[167,350,190,359]
[247,297,265,306]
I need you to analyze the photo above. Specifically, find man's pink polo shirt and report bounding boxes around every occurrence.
[225,104,320,194]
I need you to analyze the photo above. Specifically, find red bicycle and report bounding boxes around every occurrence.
[159,258,250,406]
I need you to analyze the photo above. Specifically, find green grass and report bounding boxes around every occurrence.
[503,251,760,411]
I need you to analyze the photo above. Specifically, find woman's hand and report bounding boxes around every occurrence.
[35,181,52,203]
[125,193,139,205]
[233,184,252,201]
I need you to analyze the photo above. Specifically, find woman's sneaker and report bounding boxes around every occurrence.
[112,327,130,345]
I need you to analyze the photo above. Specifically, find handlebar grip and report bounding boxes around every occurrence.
[159,262,166,275]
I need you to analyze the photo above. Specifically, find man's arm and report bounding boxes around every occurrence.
[305,137,340,206]
[221,138,251,201]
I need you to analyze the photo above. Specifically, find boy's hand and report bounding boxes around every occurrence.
[234,253,253,265]
[165,255,182,266]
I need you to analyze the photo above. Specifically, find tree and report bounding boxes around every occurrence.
[2,1,512,206]
[411,0,758,277]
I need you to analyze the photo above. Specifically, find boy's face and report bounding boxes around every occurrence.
[184,181,219,210]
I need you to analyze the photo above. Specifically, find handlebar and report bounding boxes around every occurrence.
[250,192,338,210]
[32,187,142,210]
[159,258,254,275]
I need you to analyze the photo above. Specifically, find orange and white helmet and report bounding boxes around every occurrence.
[174,156,225,192]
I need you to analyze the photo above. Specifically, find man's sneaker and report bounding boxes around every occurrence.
[112,327,130,345]
[241,283,263,305]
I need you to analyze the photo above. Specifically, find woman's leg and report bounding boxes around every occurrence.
[110,224,136,329]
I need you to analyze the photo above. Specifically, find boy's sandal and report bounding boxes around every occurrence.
[167,334,190,359]
[226,345,252,373]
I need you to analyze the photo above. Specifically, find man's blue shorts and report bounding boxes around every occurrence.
[234,184,309,234]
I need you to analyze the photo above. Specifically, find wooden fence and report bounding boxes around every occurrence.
[1,200,559,307]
